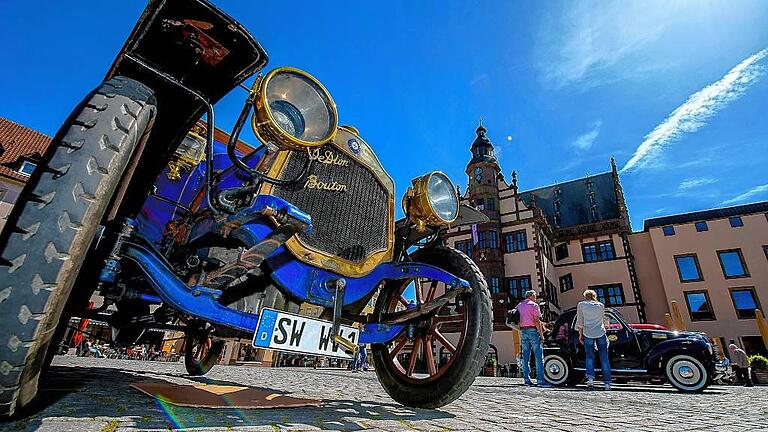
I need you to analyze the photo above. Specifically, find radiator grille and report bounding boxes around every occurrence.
[270,145,390,263]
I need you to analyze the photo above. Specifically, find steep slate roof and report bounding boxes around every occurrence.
[643,201,768,231]
[520,172,620,229]
[0,117,52,182]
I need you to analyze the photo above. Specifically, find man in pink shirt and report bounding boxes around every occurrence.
[516,290,551,387]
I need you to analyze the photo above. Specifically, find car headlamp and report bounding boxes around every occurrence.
[251,67,337,150]
[403,171,459,229]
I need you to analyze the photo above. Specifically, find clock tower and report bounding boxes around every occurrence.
[464,122,505,309]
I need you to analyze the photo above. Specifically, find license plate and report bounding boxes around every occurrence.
[252,308,359,359]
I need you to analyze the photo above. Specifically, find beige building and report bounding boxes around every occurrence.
[0,117,51,232]
[444,124,768,364]
[635,203,768,355]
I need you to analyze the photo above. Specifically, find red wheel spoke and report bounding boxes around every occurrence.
[433,313,464,325]
[407,338,422,376]
[414,280,424,305]
[382,276,469,382]
[431,329,456,354]
[424,337,437,376]
[426,280,438,302]
[389,335,408,360]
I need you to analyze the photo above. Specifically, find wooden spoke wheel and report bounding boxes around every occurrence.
[371,246,492,408]
[384,279,467,383]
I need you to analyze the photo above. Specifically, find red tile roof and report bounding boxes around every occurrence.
[0,117,52,182]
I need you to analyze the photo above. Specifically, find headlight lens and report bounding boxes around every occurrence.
[427,172,459,222]
[404,171,459,228]
[252,67,337,150]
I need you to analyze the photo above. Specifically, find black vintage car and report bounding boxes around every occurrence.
[542,308,716,392]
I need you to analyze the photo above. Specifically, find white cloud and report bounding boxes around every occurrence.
[572,121,602,152]
[622,49,768,173]
[721,184,768,205]
[536,3,674,88]
[678,177,717,191]
[470,73,489,87]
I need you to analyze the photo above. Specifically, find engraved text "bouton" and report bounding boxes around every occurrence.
[308,149,350,167]
[304,175,348,192]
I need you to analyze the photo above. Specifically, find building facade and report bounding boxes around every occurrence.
[635,203,768,355]
[0,117,51,232]
[444,124,768,364]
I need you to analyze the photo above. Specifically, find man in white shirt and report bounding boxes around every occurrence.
[575,289,612,390]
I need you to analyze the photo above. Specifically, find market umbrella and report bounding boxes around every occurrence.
[671,300,686,331]
[665,313,675,331]
[512,329,521,358]
[755,309,768,352]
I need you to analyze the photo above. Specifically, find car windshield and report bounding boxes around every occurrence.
[605,313,623,330]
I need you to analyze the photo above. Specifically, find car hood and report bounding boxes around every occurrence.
[635,328,708,341]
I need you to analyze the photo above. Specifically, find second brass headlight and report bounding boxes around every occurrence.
[403,171,459,228]
[251,67,338,150]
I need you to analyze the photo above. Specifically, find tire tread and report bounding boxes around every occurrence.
[0,76,156,416]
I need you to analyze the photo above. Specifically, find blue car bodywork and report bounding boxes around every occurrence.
[131,141,468,344]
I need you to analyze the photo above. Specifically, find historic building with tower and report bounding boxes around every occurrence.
[443,123,768,365]
[2,117,766,368]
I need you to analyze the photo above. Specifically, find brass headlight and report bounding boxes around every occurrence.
[403,171,459,228]
[251,67,338,150]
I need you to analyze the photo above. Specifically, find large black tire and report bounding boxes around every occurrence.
[0,76,156,417]
[371,246,492,408]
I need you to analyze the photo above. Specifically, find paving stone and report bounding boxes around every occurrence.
[0,357,765,431]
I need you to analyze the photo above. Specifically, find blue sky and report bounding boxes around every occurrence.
[2,1,767,230]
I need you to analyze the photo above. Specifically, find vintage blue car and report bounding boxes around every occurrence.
[0,0,492,416]
[542,308,716,392]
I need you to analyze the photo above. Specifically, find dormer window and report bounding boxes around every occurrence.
[18,160,37,176]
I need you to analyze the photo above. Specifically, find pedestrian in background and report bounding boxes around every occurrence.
[352,343,368,372]
[728,343,753,387]
[516,290,551,387]
[576,289,612,390]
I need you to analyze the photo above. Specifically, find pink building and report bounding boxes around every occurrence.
[636,204,768,356]
[444,124,768,364]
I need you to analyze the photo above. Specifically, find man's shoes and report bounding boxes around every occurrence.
[745,383,754,387]
[523,380,534,386]
[586,377,594,388]
[537,382,553,388]
[604,383,611,391]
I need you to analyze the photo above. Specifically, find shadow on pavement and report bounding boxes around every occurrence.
[472,381,729,395]
[2,365,453,431]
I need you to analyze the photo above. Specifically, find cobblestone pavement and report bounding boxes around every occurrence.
[2,356,766,431]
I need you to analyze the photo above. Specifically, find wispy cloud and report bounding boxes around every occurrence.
[469,73,489,88]
[678,177,717,191]
[621,49,768,173]
[721,184,768,205]
[536,3,674,88]
[572,121,602,152]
